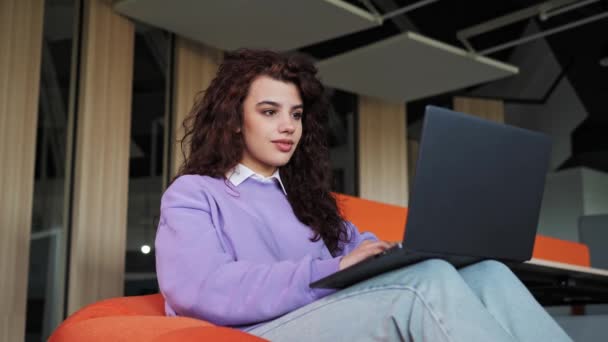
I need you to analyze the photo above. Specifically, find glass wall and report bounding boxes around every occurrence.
[26,0,78,340]
[124,23,171,296]
[327,88,358,196]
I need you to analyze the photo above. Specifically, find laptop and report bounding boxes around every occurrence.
[310,105,551,289]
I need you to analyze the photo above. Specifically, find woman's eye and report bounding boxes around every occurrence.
[262,110,276,116]
[293,112,303,120]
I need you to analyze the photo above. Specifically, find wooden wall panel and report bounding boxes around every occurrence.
[0,0,44,340]
[358,96,408,206]
[453,96,505,123]
[171,38,222,179]
[67,0,134,314]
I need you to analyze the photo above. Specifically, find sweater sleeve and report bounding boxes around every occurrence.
[155,176,341,326]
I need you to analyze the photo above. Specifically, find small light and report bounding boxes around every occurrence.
[600,57,608,67]
[141,245,151,254]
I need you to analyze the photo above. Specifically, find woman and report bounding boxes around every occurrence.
[155,49,571,341]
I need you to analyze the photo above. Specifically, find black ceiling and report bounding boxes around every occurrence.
[300,0,608,173]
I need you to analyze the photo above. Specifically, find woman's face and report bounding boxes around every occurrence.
[239,75,303,176]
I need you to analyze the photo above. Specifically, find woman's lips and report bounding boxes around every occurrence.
[273,140,294,152]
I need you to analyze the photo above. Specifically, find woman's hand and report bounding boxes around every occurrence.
[339,240,398,270]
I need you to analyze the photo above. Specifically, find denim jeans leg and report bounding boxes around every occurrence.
[250,286,448,342]
[248,259,515,342]
[458,260,573,342]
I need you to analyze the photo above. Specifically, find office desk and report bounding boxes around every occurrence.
[511,258,608,306]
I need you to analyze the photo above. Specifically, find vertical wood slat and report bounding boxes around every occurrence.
[67,0,134,314]
[358,96,408,206]
[171,37,222,179]
[453,96,505,123]
[0,0,44,340]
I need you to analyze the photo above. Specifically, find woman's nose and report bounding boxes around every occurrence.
[278,113,296,133]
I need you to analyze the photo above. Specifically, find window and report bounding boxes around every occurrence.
[27,0,77,340]
[124,23,171,296]
[327,89,358,195]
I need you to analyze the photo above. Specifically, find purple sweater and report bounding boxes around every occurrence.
[155,174,377,329]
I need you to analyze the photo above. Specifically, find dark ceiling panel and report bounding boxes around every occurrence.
[316,0,608,172]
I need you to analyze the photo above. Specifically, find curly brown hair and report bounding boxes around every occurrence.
[175,49,350,255]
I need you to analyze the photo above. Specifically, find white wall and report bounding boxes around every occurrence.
[536,167,608,242]
[582,168,608,215]
[537,168,584,241]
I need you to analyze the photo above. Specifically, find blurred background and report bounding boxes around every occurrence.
[2,0,607,341]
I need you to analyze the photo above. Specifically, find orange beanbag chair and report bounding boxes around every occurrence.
[48,294,267,341]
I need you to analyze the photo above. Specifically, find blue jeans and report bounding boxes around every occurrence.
[248,259,572,341]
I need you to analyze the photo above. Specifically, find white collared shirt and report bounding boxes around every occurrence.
[226,163,287,195]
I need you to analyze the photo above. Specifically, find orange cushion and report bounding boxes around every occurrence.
[49,316,215,342]
[532,235,590,267]
[152,326,268,342]
[57,294,166,328]
[49,294,269,342]
[333,193,591,267]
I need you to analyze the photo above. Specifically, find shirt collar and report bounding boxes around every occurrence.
[226,163,287,195]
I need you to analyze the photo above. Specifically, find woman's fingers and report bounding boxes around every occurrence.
[358,241,392,257]
[339,240,402,270]
[360,240,396,249]
[367,241,393,251]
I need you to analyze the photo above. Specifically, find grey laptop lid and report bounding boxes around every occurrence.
[403,106,552,262]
